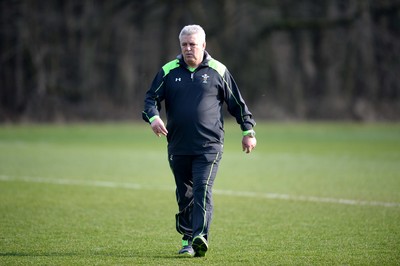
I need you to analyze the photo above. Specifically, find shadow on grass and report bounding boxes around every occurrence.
[0,252,79,257]
[0,251,205,260]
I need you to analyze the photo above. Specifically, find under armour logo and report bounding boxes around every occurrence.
[175,78,181,82]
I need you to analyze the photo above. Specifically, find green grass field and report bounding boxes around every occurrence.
[1,121,399,265]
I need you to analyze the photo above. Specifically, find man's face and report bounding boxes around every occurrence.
[180,34,206,68]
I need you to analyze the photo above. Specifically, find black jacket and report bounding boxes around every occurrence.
[142,51,256,155]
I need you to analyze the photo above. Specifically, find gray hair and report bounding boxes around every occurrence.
[179,25,206,43]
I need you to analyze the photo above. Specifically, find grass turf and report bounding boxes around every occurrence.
[0,121,399,265]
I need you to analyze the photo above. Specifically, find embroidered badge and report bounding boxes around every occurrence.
[201,74,210,84]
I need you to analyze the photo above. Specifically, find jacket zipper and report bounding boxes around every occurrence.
[190,72,194,81]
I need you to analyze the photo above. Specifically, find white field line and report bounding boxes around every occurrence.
[1,175,399,208]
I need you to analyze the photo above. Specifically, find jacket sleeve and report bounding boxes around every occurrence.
[142,69,166,123]
[222,69,256,131]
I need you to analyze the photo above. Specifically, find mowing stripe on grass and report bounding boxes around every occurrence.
[1,175,399,208]
[212,189,400,208]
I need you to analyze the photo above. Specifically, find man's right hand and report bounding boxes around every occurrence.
[151,117,168,137]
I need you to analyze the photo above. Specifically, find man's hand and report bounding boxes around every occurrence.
[242,136,257,153]
[151,117,168,137]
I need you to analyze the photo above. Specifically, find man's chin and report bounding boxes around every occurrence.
[184,58,196,65]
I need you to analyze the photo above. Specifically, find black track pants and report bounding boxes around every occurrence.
[168,153,222,241]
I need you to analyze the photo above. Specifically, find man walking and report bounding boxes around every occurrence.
[142,25,256,257]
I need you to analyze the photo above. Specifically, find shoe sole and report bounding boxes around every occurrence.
[178,251,194,258]
[192,236,208,257]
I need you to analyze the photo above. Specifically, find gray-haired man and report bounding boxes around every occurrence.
[142,24,257,257]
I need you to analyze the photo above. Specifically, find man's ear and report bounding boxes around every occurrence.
[202,41,206,50]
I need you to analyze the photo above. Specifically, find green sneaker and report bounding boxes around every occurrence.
[178,240,194,257]
[192,235,208,257]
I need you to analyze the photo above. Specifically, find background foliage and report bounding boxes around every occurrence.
[1,0,399,122]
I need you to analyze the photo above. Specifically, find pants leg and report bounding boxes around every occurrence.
[191,152,222,240]
[169,153,222,242]
[168,154,194,240]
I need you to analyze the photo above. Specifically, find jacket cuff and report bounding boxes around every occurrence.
[242,129,255,136]
[241,121,255,131]
[149,115,159,124]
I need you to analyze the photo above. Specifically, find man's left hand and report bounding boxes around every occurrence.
[242,136,257,154]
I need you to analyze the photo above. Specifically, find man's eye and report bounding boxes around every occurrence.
[181,43,197,48]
